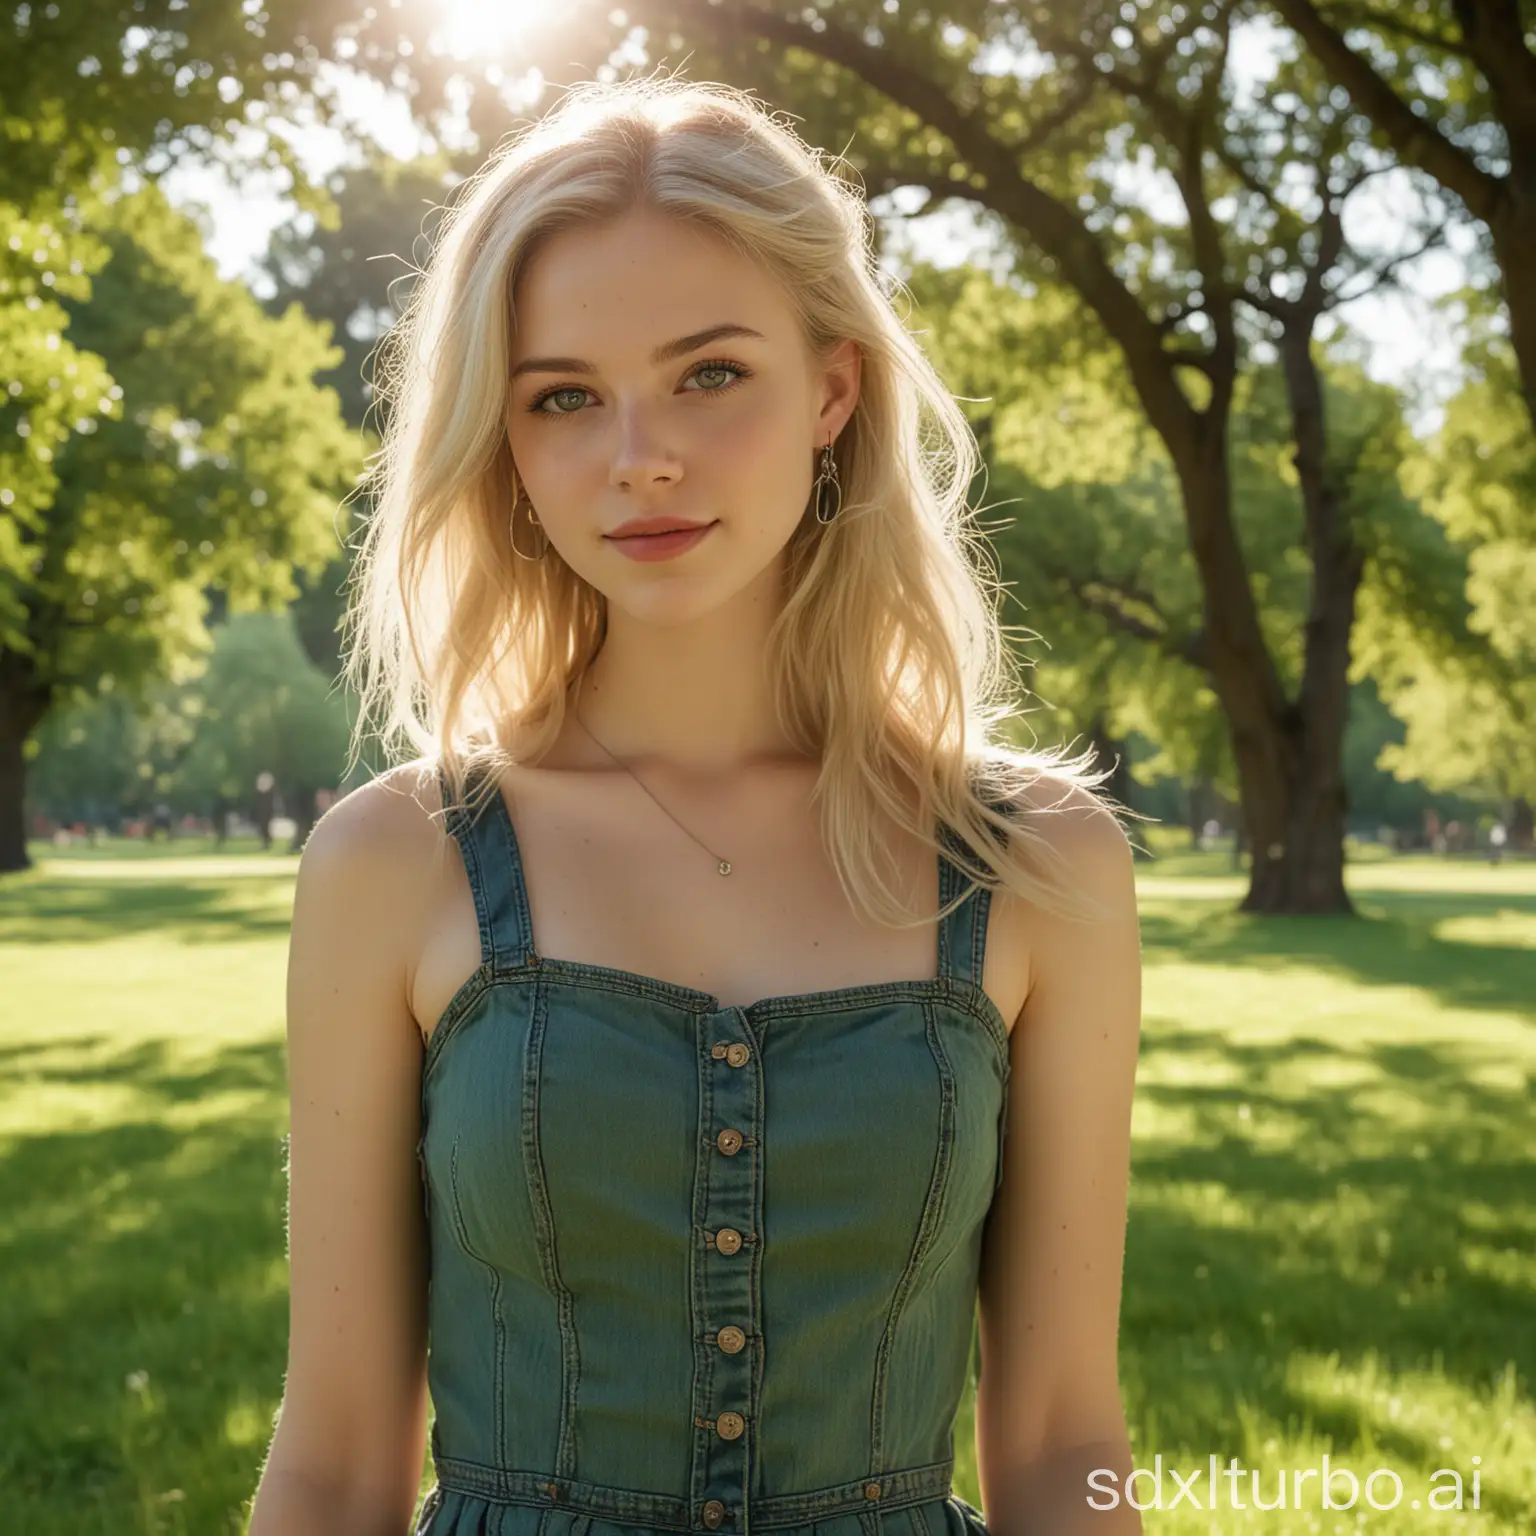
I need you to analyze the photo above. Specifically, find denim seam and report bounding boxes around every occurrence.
[494,779,537,963]
[445,789,498,967]
[521,979,580,1480]
[431,1457,956,1528]
[458,965,1007,1065]
[968,883,991,994]
[868,999,956,1471]
[421,965,495,1081]
[449,1135,506,1464]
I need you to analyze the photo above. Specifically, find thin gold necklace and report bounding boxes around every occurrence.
[570,671,735,876]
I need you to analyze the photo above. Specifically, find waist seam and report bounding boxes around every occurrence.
[432,1455,956,1530]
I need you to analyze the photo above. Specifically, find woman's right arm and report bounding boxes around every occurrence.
[248,773,442,1535]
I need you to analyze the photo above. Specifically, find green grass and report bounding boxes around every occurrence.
[2,840,1532,1534]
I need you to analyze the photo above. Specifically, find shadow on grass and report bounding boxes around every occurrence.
[1121,1024,1535,1527]
[0,874,295,945]
[0,1037,296,1533]
[3,862,1533,1529]
[1137,884,1536,1023]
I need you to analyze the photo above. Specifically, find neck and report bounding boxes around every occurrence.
[573,599,813,779]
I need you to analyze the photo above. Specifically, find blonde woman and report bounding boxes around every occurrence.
[249,75,1145,1536]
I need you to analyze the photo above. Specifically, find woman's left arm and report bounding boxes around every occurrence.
[975,782,1145,1535]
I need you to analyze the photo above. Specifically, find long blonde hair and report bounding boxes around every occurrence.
[346,72,1130,927]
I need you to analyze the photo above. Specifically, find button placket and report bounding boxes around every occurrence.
[694,1009,759,1531]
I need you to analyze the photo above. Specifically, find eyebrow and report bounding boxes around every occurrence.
[509,323,768,380]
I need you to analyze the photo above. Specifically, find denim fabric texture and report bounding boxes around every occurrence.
[415,771,1010,1536]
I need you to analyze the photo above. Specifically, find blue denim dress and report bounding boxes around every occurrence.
[415,775,1009,1536]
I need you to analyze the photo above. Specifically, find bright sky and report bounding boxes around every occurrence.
[158,16,1478,441]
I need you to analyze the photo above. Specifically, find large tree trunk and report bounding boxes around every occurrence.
[1175,422,1360,915]
[1239,325,1368,913]
[0,649,51,874]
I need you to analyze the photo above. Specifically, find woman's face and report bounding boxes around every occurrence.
[504,205,860,622]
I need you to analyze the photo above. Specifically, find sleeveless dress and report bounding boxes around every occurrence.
[415,775,1011,1536]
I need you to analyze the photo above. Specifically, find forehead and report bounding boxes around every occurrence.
[509,208,796,358]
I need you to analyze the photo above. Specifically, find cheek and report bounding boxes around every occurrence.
[702,397,810,479]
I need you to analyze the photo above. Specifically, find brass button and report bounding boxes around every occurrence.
[710,1044,728,1060]
[714,1227,743,1256]
[716,1128,743,1155]
[702,1500,727,1528]
[864,1482,882,1501]
[716,1325,746,1353]
[725,1042,751,1067]
[716,1410,745,1440]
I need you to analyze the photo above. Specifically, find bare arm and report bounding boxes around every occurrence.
[248,771,444,1535]
[975,782,1144,1535]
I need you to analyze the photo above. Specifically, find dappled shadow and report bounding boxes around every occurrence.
[0,872,295,945]
[1136,884,1536,1022]
[0,1035,298,1530]
[0,1033,287,1102]
[1119,1022,1535,1526]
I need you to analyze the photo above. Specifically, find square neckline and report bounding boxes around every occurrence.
[483,774,1009,1040]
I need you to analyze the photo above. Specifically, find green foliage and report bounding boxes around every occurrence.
[176,612,352,810]
[4,177,364,707]
[26,683,193,823]
[899,260,1480,806]
[1366,320,1536,802]
[258,152,456,431]
[29,613,353,825]
[0,3,360,687]
[0,197,117,654]
[0,1,350,214]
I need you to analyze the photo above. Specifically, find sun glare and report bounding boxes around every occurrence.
[434,0,536,60]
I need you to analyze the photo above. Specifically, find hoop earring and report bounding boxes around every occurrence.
[510,493,550,560]
[813,439,842,525]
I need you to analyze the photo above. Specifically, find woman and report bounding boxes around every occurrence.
[249,75,1145,1536]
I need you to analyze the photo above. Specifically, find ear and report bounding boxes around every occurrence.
[814,338,862,443]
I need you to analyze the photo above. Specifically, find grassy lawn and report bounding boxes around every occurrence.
[1,838,1532,1534]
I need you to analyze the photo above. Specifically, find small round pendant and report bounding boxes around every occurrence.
[717,860,732,876]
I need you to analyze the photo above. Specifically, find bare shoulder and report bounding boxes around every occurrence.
[1013,767,1131,846]
[1004,769,1136,919]
[300,760,447,879]
[290,760,457,989]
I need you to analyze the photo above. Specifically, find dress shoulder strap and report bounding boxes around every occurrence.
[437,764,536,971]
[936,821,990,991]
[935,786,1022,992]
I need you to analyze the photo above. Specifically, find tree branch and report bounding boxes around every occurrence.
[1266,0,1506,221]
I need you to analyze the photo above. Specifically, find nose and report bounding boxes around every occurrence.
[607,403,684,493]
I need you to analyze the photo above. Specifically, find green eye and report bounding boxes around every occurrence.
[526,359,753,419]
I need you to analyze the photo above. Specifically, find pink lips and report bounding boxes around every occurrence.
[605,521,719,562]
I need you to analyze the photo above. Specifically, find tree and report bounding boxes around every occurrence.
[244,1,1525,909]
[1369,313,1536,837]
[899,258,1479,838]
[1,2,379,870]
[1,180,363,871]
[258,152,454,674]
[259,151,453,431]
[175,612,354,848]
[376,0,1456,911]
[24,682,194,831]
[1261,0,1536,435]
